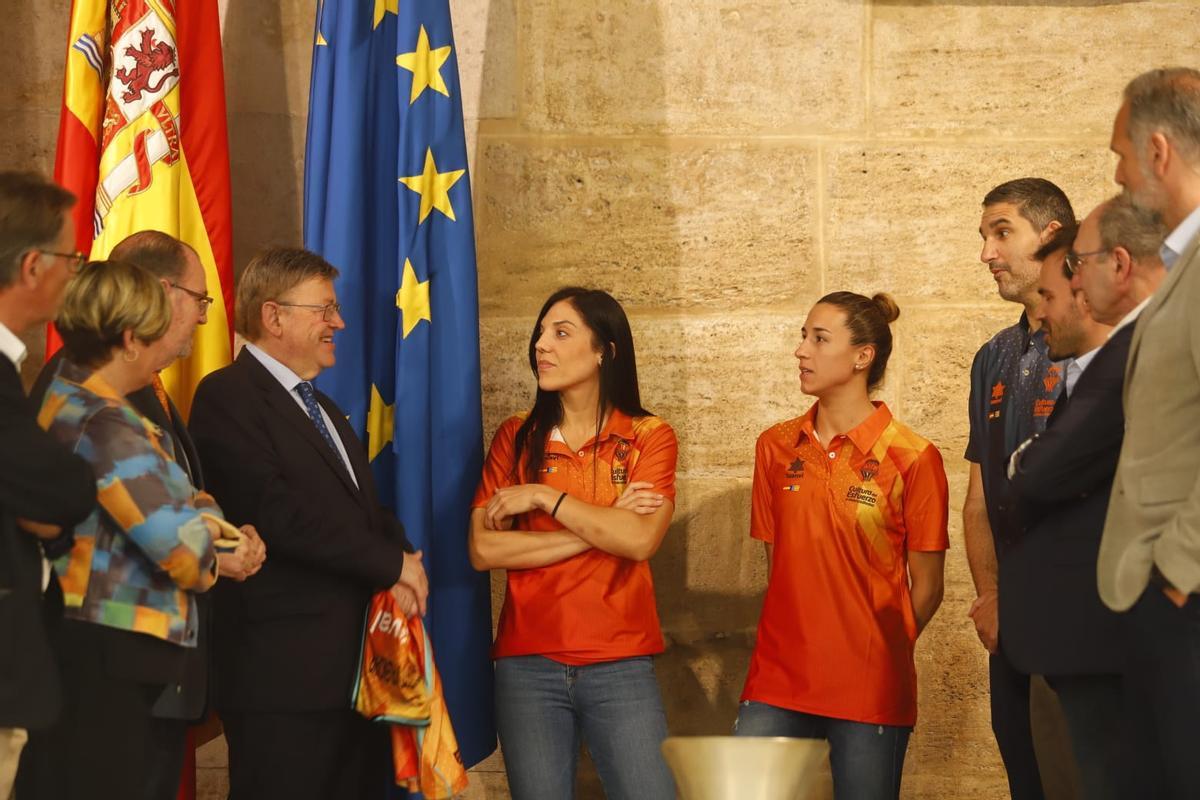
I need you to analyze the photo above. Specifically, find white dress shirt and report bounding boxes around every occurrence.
[0,320,28,371]
[243,343,358,488]
[1161,203,1200,272]
[1064,345,1102,398]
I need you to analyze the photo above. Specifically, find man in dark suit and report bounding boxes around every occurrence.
[0,171,96,796]
[22,230,266,799]
[1008,196,1167,798]
[189,247,428,800]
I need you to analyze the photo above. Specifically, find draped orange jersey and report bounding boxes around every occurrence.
[53,0,233,417]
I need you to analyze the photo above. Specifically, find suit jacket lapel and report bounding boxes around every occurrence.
[320,392,374,513]
[238,350,363,500]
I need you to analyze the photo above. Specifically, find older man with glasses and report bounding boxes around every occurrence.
[0,171,96,800]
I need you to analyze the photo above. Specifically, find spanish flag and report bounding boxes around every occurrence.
[53,0,234,418]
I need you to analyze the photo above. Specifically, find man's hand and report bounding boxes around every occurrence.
[968,590,999,654]
[391,583,420,618]
[16,518,62,540]
[397,550,428,616]
[613,481,665,515]
[217,525,267,582]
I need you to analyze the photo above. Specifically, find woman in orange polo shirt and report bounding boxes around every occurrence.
[469,287,678,800]
[735,291,949,800]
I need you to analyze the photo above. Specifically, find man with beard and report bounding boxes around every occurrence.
[1098,67,1200,798]
[965,178,1072,800]
[1005,223,1127,799]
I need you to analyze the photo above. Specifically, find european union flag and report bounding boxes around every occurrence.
[303,0,496,786]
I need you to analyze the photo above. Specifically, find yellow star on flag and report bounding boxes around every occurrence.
[395,25,453,104]
[398,148,465,224]
[396,258,431,338]
[366,384,395,462]
[373,0,398,29]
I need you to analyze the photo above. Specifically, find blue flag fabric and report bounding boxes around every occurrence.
[303,0,497,783]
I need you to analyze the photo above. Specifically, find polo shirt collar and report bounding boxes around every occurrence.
[796,401,893,454]
[549,407,636,451]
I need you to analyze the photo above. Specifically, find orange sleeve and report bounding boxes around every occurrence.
[628,420,678,504]
[472,416,522,508]
[749,432,775,543]
[902,443,950,552]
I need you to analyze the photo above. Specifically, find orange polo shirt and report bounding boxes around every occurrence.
[473,409,677,665]
[741,402,949,726]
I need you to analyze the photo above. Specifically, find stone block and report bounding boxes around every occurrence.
[221,2,313,118]
[519,0,866,134]
[652,478,764,640]
[0,7,67,113]
[475,138,819,314]
[871,1,1200,137]
[0,110,59,179]
[451,0,519,121]
[891,305,1016,461]
[824,143,1114,306]
[226,111,307,267]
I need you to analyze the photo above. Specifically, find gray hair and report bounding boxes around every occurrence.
[1124,67,1200,164]
[1097,194,1168,262]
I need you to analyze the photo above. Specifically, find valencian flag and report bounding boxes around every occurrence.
[303,0,497,787]
[52,0,234,417]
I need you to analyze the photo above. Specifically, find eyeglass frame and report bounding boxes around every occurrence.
[169,281,216,310]
[37,249,87,274]
[1064,247,1111,276]
[274,300,343,322]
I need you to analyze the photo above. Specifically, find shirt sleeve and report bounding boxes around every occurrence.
[749,432,775,544]
[903,443,950,552]
[627,420,678,504]
[964,343,989,463]
[473,416,522,508]
[84,406,218,591]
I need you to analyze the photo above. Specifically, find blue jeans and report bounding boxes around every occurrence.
[734,700,911,800]
[495,655,675,800]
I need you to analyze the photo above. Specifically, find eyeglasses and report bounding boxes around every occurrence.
[275,301,343,322]
[169,281,215,310]
[1064,248,1110,275]
[39,249,87,274]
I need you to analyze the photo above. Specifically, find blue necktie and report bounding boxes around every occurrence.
[295,381,348,472]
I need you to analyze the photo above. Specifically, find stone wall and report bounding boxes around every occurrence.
[5,2,1198,798]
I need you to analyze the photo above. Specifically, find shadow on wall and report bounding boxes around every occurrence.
[221,2,302,272]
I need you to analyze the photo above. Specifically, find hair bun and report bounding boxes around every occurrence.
[871,292,900,324]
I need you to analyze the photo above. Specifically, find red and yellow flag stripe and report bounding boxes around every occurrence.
[53,0,233,417]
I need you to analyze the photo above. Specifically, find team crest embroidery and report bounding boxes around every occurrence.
[990,381,1005,406]
[1043,365,1062,393]
[610,438,631,487]
[93,0,183,235]
[786,458,805,478]
[860,458,880,481]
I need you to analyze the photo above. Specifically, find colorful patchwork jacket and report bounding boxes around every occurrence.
[38,360,218,647]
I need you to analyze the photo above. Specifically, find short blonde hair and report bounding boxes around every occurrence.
[235,247,339,342]
[57,260,171,368]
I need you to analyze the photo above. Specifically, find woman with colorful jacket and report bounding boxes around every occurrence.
[30,261,246,800]
[735,291,949,800]
[470,287,677,800]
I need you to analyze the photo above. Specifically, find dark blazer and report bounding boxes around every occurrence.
[0,356,95,730]
[188,348,410,713]
[1004,324,1134,676]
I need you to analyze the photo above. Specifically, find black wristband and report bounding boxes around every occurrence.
[550,491,567,518]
